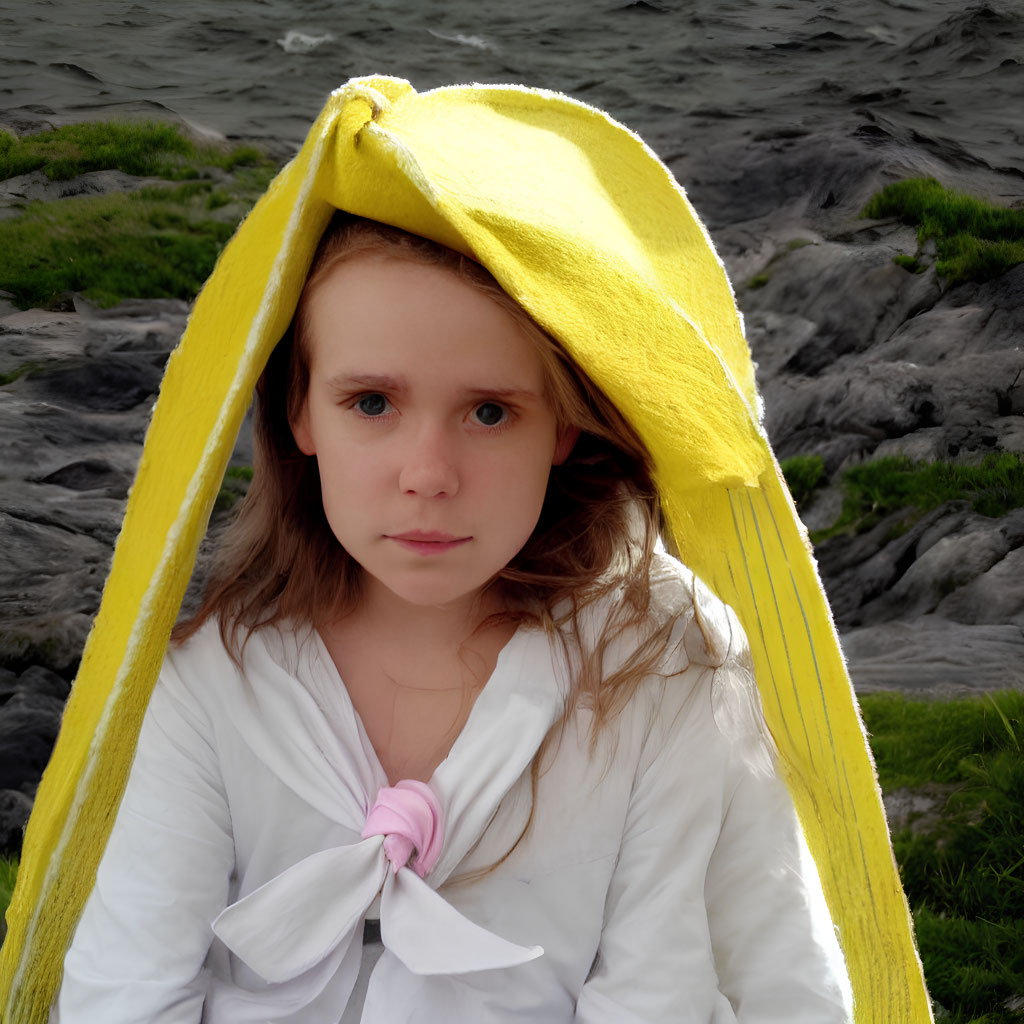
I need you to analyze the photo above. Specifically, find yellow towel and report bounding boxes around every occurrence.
[0,76,931,1022]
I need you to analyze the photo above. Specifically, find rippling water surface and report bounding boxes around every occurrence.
[1,1,1021,194]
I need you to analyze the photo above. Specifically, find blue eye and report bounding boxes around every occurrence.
[474,402,506,427]
[356,393,389,416]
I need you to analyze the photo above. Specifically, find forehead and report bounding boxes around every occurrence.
[301,253,547,384]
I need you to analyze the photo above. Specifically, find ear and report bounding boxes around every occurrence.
[290,400,316,456]
[552,425,580,466]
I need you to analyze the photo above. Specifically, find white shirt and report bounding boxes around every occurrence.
[54,557,852,1022]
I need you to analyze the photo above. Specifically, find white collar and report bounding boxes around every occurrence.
[207,622,566,1016]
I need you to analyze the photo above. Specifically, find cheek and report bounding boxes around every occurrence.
[313,444,378,522]
[487,450,555,524]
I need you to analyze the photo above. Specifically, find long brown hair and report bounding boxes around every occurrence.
[176,214,677,741]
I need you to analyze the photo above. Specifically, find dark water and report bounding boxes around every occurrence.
[2,0,1021,183]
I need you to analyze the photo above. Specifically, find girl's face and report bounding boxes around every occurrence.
[291,253,577,616]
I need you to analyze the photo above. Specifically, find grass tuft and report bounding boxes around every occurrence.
[0,184,243,309]
[0,120,277,309]
[0,362,47,386]
[860,691,1024,788]
[0,121,270,183]
[893,253,925,274]
[0,854,17,942]
[863,177,1024,285]
[215,465,254,512]
[860,692,1024,1023]
[780,453,825,509]
[813,453,1024,541]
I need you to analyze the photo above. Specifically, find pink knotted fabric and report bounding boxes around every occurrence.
[361,780,444,878]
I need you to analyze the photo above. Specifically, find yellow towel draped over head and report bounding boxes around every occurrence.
[0,76,932,1022]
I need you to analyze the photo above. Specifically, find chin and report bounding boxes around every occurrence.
[378,574,487,611]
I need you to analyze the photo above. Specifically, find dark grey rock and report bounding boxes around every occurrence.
[0,296,254,680]
[0,788,33,856]
[841,617,1024,694]
[855,510,1024,625]
[883,783,960,837]
[0,691,64,791]
[935,544,1024,627]
[815,503,968,626]
[36,459,133,498]
[0,169,168,222]
[27,358,164,412]
[707,124,1024,693]
[0,665,71,705]
[749,239,941,377]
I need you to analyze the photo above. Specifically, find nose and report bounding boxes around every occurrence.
[397,423,460,498]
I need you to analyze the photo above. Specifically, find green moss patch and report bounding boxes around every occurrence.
[780,453,825,509]
[0,854,16,941]
[893,253,925,274]
[0,120,278,310]
[813,453,1024,541]
[215,464,254,512]
[0,362,47,386]
[0,120,269,183]
[863,177,1024,285]
[860,692,1024,1022]
[0,183,249,309]
[861,690,1022,788]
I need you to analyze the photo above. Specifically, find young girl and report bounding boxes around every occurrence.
[51,213,851,1021]
[2,77,929,1024]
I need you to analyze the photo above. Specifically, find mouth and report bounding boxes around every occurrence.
[386,531,472,555]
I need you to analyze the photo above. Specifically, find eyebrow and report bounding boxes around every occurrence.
[326,373,544,402]
[327,373,405,394]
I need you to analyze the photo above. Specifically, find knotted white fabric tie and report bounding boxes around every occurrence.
[211,780,543,983]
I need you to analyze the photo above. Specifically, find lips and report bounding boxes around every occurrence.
[390,531,466,542]
[386,531,471,556]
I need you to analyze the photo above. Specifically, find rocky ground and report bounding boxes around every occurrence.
[1,119,1022,852]
[690,120,1024,698]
